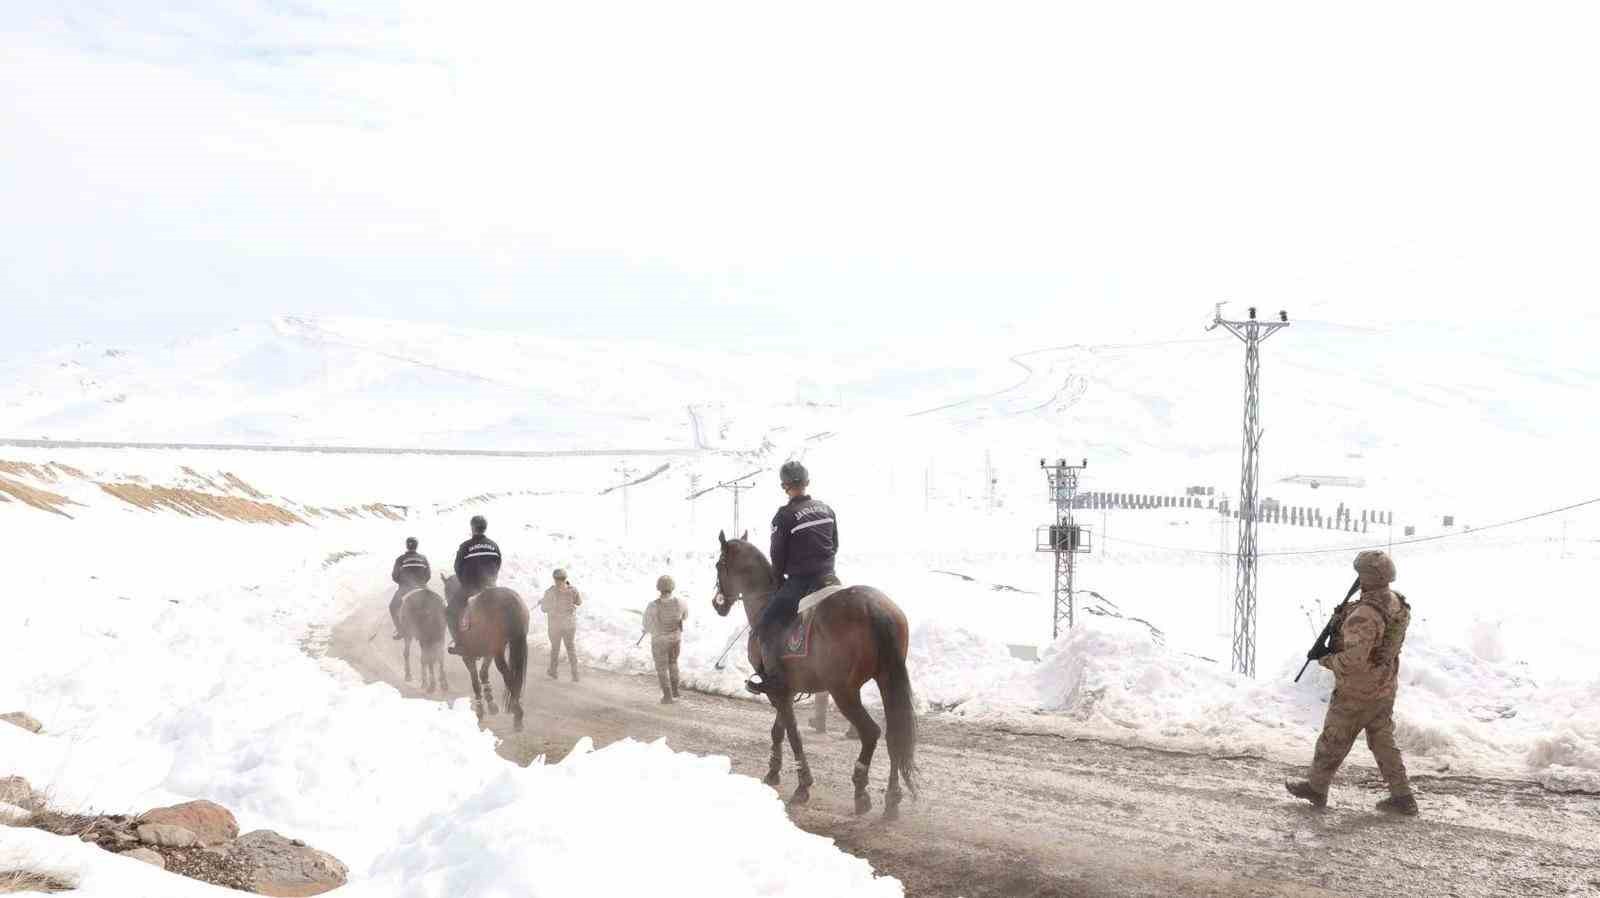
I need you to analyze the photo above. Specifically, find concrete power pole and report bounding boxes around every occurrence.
[1037,458,1091,640]
[715,479,755,535]
[615,464,639,536]
[1208,304,1289,677]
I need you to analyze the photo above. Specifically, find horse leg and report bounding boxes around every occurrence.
[463,655,485,722]
[479,656,498,715]
[885,754,903,821]
[492,649,522,732]
[777,694,812,805]
[764,713,784,786]
[438,650,450,691]
[402,637,413,683]
[831,689,882,815]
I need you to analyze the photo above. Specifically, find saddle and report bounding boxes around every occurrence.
[779,584,849,659]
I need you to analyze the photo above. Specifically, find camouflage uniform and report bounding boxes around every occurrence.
[541,578,582,681]
[643,582,687,702]
[1302,550,1414,804]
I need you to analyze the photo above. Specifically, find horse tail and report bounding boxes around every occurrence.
[870,598,918,798]
[504,592,529,699]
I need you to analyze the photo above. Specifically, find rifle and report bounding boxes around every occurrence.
[1294,578,1362,682]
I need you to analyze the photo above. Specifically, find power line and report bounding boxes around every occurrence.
[1095,495,1600,558]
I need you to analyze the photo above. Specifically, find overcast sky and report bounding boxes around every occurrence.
[3,2,1598,356]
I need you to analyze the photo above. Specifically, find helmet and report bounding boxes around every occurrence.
[1353,550,1396,588]
[405,537,418,551]
[552,568,568,582]
[469,515,487,533]
[779,460,809,487]
[656,575,675,593]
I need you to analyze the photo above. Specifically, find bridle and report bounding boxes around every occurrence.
[712,556,742,614]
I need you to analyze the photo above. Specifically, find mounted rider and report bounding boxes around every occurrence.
[450,515,502,638]
[390,537,431,639]
[746,460,839,695]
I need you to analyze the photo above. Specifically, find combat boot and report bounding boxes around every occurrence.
[1284,780,1327,808]
[1375,793,1418,816]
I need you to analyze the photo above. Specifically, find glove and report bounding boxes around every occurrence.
[1307,640,1333,661]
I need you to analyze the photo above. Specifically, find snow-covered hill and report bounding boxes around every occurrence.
[4,315,1593,519]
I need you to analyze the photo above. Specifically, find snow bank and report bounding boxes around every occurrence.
[0,517,900,897]
[952,615,1600,791]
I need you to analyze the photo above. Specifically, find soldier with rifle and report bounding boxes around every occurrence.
[1286,550,1417,815]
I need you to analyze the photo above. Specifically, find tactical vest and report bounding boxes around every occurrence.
[1369,591,1410,667]
[1329,590,1410,664]
[655,598,685,634]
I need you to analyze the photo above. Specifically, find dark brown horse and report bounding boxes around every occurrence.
[398,586,449,694]
[712,531,917,818]
[441,574,531,731]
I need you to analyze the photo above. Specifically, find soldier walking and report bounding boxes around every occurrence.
[1287,549,1418,815]
[642,575,688,704]
[540,568,582,682]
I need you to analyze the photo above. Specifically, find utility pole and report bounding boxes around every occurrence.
[1036,458,1091,639]
[1208,304,1289,677]
[615,464,639,536]
[725,480,751,535]
[686,469,762,537]
[984,450,995,512]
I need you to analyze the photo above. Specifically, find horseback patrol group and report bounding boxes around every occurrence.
[386,515,676,696]
[384,460,1422,818]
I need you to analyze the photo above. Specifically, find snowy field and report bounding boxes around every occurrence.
[3,317,1599,893]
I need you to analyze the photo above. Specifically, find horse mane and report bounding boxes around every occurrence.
[728,538,777,591]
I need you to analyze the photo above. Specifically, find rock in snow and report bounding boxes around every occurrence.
[229,830,349,897]
[0,711,43,733]
[136,823,200,849]
[0,775,40,811]
[138,800,239,847]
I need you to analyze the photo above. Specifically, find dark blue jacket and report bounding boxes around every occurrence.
[453,536,502,591]
[770,495,837,579]
[391,551,431,588]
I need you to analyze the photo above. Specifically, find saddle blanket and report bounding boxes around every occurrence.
[781,584,849,659]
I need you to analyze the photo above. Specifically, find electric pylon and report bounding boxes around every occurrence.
[1037,458,1091,640]
[1208,304,1289,677]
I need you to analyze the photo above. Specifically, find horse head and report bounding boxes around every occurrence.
[712,529,772,617]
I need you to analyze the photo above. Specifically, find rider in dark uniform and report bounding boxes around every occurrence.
[450,515,502,639]
[390,537,431,639]
[747,461,838,695]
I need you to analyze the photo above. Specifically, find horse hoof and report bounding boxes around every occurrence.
[855,794,872,815]
[404,674,412,683]
[486,701,500,716]
[789,787,810,806]
[763,771,781,788]
[883,805,900,821]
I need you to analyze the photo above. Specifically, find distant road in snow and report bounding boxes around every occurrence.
[0,438,712,459]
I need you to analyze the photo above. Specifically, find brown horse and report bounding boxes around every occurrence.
[398,587,449,694]
[712,531,917,818]
[441,574,531,731]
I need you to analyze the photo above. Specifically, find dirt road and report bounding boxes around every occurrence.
[329,603,1600,898]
